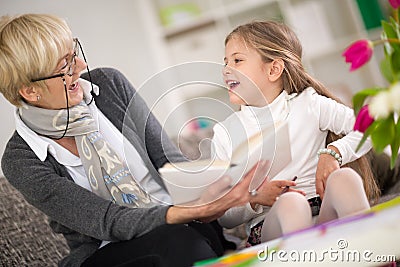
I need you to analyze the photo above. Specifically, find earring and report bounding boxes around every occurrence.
[37,95,41,101]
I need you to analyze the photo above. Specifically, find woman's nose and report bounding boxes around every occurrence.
[76,57,87,71]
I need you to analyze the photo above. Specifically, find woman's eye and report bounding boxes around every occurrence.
[59,59,68,71]
[234,59,242,63]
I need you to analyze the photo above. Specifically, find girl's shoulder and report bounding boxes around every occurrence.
[295,87,317,98]
[289,87,318,104]
[291,87,335,105]
[214,109,245,130]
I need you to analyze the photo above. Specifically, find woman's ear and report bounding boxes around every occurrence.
[19,85,40,103]
[267,58,285,82]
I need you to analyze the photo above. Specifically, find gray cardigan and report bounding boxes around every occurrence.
[1,68,185,267]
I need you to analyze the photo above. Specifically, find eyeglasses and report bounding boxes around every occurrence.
[31,38,80,82]
[30,37,95,106]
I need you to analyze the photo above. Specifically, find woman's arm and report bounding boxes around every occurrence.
[165,162,269,225]
[2,133,170,242]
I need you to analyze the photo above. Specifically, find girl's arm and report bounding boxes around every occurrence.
[311,89,372,198]
[314,90,372,165]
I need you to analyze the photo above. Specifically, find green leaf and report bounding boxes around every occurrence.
[381,20,400,55]
[352,88,384,115]
[355,120,379,152]
[391,50,400,75]
[371,117,395,153]
[380,56,394,83]
[382,20,397,40]
[390,18,400,52]
[390,119,400,168]
[390,17,400,39]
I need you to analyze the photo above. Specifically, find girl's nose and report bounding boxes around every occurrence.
[222,64,232,75]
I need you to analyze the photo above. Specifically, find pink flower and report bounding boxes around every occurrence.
[342,40,373,71]
[389,0,400,9]
[354,105,374,133]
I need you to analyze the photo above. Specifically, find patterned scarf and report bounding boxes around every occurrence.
[19,101,152,207]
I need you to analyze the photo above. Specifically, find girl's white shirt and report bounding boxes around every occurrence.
[213,87,371,230]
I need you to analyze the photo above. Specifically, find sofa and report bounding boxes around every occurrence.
[1,128,400,266]
[0,177,69,266]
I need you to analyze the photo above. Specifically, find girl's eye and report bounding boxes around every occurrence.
[234,59,242,63]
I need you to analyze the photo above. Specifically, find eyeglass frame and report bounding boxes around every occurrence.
[31,38,80,83]
[29,37,95,106]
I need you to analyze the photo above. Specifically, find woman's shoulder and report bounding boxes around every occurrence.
[2,132,39,169]
[1,131,60,172]
[3,131,30,154]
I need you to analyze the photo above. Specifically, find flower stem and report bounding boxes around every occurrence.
[373,38,400,46]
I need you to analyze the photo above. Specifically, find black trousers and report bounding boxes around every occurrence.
[81,222,225,267]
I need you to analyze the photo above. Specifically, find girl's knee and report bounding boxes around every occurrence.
[327,168,363,187]
[276,192,309,211]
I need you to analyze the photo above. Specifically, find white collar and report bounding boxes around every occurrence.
[15,78,99,162]
[240,90,295,125]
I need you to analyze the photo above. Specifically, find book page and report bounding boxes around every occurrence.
[159,121,291,205]
[227,121,292,192]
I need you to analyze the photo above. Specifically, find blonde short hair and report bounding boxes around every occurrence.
[0,14,73,106]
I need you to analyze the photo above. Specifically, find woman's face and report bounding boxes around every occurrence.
[223,37,277,106]
[34,43,87,110]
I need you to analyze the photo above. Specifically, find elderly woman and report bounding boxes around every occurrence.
[0,14,271,267]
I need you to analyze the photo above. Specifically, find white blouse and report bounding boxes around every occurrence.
[212,87,371,230]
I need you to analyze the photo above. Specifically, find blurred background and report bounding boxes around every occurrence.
[0,0,390,175]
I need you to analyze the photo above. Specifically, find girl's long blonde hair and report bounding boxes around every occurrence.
[226,20,380,201]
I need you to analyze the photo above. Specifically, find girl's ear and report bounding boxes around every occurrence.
[18,85,40,103]
[267,58,285,82]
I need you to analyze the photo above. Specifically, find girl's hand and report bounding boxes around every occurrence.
[315,146,341,199]
[251,179,305,207]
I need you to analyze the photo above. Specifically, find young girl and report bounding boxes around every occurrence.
[213,20,380,246]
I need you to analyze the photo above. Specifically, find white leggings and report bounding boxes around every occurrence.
[260,168,370,242]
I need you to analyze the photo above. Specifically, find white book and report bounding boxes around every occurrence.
[159,121,292,205]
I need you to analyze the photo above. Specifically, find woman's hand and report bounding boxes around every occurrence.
[165,161,266,224]
[250,179,305,207]
[315,146,341,199]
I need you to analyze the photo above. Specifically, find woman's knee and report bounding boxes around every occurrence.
[158,224,217,265]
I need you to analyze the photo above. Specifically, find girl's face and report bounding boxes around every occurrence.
[223,37,282,106]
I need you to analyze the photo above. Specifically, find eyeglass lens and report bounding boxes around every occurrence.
[67,39,79,76]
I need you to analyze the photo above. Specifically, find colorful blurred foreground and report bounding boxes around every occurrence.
[195,197,400,266]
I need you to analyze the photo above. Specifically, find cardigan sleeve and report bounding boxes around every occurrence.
[1,133,170,242]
